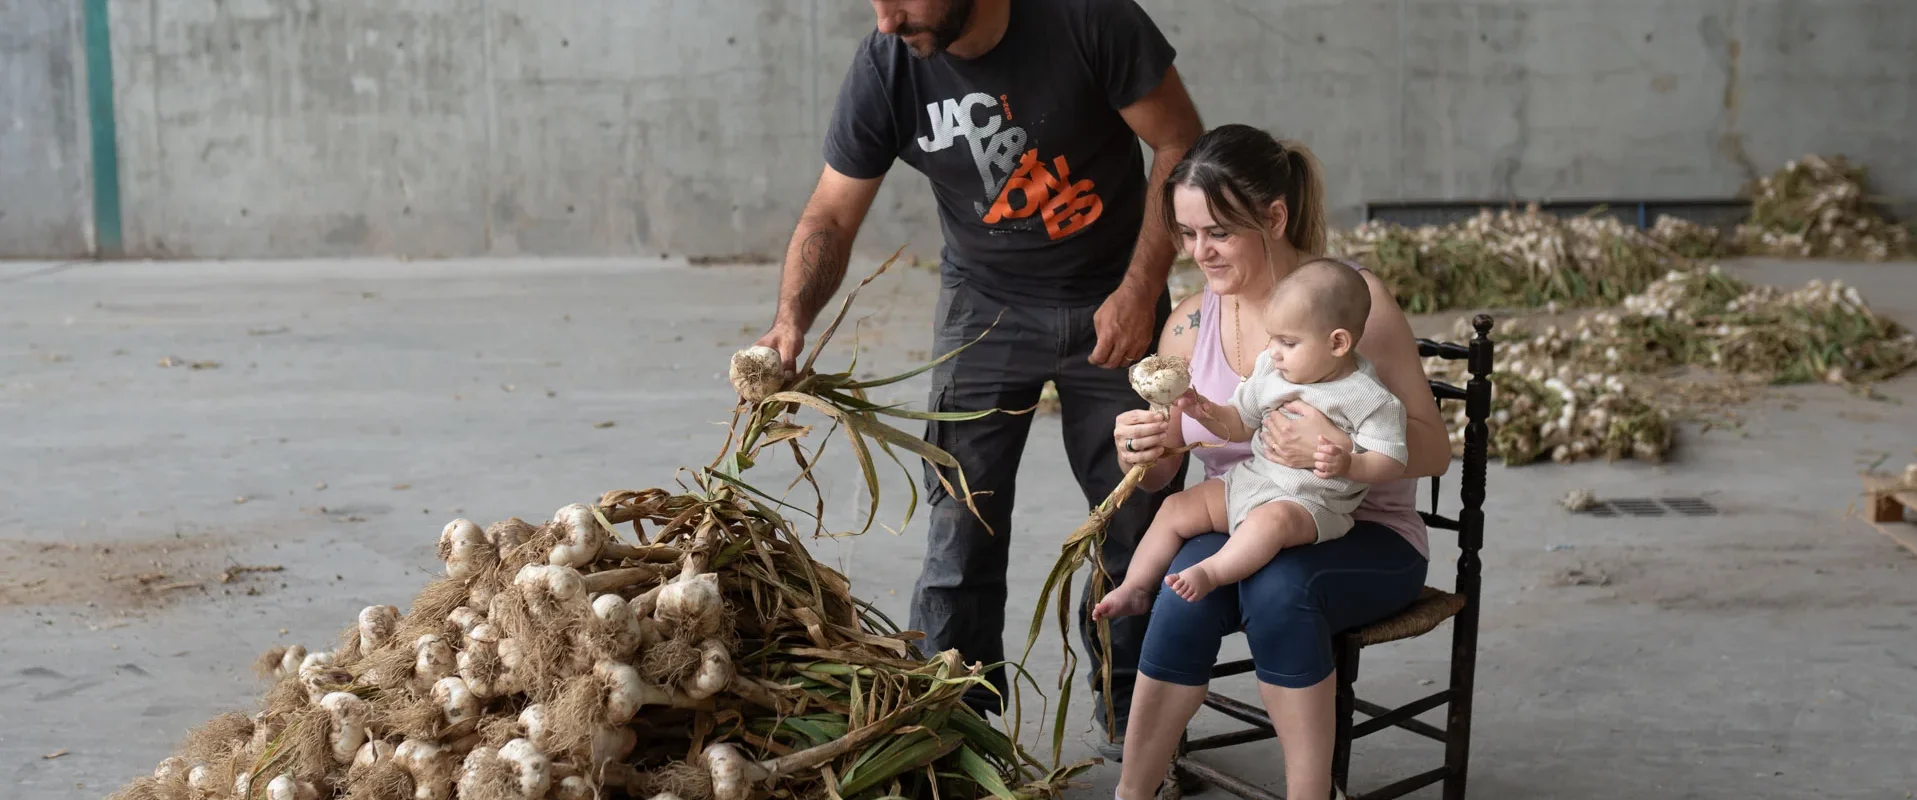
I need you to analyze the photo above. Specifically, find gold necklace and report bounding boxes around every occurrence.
[1233,297,1245,374]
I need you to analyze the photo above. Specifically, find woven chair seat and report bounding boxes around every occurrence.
[1347,586,1467,647]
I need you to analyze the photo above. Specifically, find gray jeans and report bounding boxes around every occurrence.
[910,273,1185,730]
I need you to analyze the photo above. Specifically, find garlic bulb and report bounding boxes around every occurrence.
[439,519,497,581]
[548,503,609,568]
[1128,354,1192,414]
[358,605,401,653]
[729,345,785,403]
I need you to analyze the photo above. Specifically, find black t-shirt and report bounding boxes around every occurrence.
[823,0,1177,307]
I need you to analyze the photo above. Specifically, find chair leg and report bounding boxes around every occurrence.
[1442,604,1481,800]
[1166,730,1205,799]
[1331,636,1361,797]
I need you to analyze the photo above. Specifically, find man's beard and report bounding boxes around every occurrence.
[897,0,975,58]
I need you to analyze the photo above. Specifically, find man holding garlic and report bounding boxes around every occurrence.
[749,0,1204,748]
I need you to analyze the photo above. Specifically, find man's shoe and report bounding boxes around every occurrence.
[1092,705,1127,762]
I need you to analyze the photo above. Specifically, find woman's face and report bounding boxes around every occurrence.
[1172,184,1269,297]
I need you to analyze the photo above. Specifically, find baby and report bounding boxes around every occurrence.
[1094,259,1409,618]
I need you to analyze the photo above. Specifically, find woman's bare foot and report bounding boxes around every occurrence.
[1165,564,1221,602]
[1092,584,1154,620]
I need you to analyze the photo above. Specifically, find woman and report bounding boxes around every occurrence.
[1107,124,1450,800]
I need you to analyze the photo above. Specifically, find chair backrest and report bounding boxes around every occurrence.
[1413,314,1495,609]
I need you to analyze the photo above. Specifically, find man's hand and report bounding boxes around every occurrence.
[1312,436,1351,479]
[755,322,807,374]
[1089,282,1160,369]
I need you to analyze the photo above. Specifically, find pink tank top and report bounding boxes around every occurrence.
[1180,279,1430,559]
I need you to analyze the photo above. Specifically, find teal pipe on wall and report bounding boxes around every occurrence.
[84,0,122,256]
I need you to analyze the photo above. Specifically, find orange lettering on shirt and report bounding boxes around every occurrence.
[982,149,1104,240]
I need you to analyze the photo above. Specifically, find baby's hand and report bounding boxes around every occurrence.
[1174,389,1220,421]
[1312,436,1350,479]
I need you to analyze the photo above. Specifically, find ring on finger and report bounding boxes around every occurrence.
[1125,437,1136,453]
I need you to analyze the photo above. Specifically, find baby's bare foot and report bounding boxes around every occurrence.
[1166,565,1220,603]
[1092,585,1153,620]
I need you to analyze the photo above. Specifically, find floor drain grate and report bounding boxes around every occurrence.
[1578,497,1718,518]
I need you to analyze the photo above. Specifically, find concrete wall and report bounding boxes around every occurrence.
[0,0,92,257]
[5,0,1912,259]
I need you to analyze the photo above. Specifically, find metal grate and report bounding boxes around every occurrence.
[1577,496,1718,518]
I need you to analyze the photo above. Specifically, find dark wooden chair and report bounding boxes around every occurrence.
[1165,314,1495,800]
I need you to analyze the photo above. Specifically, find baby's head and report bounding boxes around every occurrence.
[1259,258,1373,384]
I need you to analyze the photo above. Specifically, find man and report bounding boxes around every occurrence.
[752,0,1203,755]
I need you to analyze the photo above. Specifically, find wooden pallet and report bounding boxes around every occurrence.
[1861,472,1917,556]
[1863,473,1917,523]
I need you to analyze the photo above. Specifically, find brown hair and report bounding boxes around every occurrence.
[1272,257,1372,341]
[1160,124,1328,256]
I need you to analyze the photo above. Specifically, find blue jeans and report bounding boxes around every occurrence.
[1137,521,1428,688]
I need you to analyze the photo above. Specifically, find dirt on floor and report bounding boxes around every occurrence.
[0,532,285,612]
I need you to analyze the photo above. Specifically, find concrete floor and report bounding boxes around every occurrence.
[3,256,1915,799]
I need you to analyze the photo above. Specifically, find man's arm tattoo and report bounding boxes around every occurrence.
[795,229,848,323]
